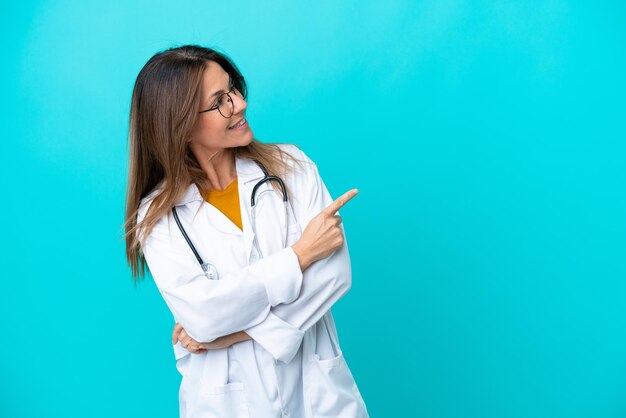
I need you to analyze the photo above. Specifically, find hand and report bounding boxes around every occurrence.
[291,188,358,271]
[198,331,252,350]
[172,323,252,353]
[172,323,206,354]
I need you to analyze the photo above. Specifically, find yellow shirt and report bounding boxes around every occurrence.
[199,178,243,231]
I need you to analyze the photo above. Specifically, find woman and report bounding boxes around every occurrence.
[124,45,369,418]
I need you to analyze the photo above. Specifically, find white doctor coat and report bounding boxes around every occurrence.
[138,145,369,418]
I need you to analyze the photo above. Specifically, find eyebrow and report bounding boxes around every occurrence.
[206,75,232,102]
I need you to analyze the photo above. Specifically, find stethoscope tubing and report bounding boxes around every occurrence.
[171,160,288,280]
[172,206,203,266]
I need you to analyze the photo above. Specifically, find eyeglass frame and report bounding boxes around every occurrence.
[197,76,247,118]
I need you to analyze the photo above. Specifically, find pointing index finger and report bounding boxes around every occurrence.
[325,189,359,215]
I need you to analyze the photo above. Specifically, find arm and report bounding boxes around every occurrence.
[168,149,357,360]
[140,203,304,344]
[173,171,353,359]
[245,152,355,363]
[172,323,251,353]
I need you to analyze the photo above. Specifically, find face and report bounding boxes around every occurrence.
[188,61,253,159]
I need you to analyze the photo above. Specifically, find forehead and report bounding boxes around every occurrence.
[201,61,229,94]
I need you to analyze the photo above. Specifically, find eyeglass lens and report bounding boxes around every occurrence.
[217,85,246,118]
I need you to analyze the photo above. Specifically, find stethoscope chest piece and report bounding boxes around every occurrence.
[201,262,219,280]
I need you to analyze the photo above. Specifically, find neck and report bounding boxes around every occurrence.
[196,148,237,191]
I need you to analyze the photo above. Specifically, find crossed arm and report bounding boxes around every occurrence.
[172,187,358,355]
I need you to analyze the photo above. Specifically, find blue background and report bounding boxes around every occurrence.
[1,1,625,417]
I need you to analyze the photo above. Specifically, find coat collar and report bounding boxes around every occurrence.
[174,155,265,207]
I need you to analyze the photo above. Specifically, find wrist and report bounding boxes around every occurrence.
[291,242,312,272]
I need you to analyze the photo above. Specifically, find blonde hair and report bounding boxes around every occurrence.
[123,45,301,281]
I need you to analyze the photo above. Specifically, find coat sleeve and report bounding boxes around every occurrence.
[139,203,304,344]
[245,149,352,363]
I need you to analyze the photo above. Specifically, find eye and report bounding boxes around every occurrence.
[211,94,226,109]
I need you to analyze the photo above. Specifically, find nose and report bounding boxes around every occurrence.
[231,92,247,116]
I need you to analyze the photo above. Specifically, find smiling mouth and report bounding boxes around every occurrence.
[229,118,246,129]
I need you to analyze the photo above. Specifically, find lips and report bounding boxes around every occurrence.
[229,118,246,129]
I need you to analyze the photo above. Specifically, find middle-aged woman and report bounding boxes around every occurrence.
[124,45,369,417]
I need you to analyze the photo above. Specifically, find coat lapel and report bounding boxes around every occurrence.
[174,182,243,236]
[236,156,266,263]
[171,156,272,265]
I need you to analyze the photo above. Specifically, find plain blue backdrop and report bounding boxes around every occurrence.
[1,1,625,417]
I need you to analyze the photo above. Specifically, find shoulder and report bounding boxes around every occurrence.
[272,144,332,222]
[137,181,165,226]
[273,143,314,165]
[273,143,318,179]
[272,144,326,198]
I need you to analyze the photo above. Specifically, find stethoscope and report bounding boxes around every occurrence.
[171,160,289,280]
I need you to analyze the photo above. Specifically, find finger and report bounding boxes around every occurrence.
[182,336,193,349]
[334,215,342,225]
[178,329,189,344]
[172,323,183,344]
[324,189,359,216]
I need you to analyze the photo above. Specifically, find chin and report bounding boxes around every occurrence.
[241,129,254,145]
[227,133,253,150]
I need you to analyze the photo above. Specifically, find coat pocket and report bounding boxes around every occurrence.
[190,382,250,418]
[306,352,369,418]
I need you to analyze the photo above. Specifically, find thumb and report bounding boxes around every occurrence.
[172,323,182,345]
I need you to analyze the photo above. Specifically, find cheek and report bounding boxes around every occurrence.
[191,119,229,145]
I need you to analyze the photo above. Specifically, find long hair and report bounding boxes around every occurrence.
[124,45,301,281]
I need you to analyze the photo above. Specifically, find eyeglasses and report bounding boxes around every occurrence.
[198,76,247,118]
